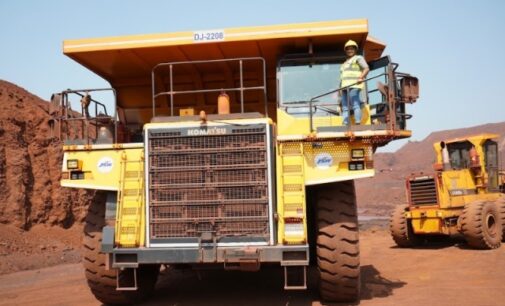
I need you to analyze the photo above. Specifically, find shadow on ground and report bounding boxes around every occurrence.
[135,264,405,306]
[360,265,406,300]
[390,235,464,250]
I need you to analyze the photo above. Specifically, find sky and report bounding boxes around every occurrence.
[1,0,504,151]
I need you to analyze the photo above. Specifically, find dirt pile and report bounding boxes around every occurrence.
[356,121,505,215]
[0,80,95,229]
[0,224,82,274]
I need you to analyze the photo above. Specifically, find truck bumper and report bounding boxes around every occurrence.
[406,207,461,235]
[103,226,309,269]
[109,245,308,269]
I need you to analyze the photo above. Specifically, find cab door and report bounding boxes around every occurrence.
[484,140,499,191]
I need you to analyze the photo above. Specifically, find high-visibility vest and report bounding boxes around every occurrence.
[340,55,365,90]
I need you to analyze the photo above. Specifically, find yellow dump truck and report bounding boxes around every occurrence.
[52,19,419,304]
[391,134,505,249]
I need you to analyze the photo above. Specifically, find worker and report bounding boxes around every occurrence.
[440,141,450,170]
[339,40,370,125]
[469,145,480,167]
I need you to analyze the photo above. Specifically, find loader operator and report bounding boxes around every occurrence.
[339,40,369,125]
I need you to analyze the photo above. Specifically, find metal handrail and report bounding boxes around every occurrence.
[151,57,268,118]
[56,87,117,144]
[61,88,113,117]
[307,73,387,132]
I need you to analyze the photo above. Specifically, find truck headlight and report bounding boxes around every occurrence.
[67,159,81,170]
[349,161,364,171]
[351,149,365,159]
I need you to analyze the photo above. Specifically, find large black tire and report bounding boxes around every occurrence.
[390,204,423,247]
[83,192,160,305]
[496,197,505,242]
[315,181,360,303]
[460,201,502,249]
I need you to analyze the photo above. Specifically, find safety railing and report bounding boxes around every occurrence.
[306,56,418,133]
[49,88,117,145]
[151,57,268,118]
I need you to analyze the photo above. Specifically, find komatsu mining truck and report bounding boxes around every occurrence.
[391,134,505,249]
[51,19,419,304]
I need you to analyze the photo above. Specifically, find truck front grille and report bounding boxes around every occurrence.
[147,124,271,245]
[408,176,438,205]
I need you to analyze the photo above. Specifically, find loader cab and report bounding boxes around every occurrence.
[483,139,500,191]
[436,134,501,193]
[446,141,473,170]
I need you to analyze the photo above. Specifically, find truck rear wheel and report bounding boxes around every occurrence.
[390,204,422,247]
[83,192,159,305]
[315,181,360,303]
[460,201,502,249]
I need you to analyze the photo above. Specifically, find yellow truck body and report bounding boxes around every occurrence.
[56,18,418,303]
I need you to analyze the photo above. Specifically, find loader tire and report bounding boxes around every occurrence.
[498,198,505,242]
[390,204,422,247]
[316,181,360,303]
[460,201,502,249]
[83,192,159,305]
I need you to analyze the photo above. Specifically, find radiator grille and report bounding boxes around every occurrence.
[147,125,271,244]
[408,177,438,205]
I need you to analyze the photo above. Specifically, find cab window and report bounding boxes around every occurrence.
[447,141,472,169]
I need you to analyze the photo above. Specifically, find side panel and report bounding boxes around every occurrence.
[437,170,501,208]
[276,140,374,243]
[61,144,144,191]
[276,108,371,137]
[303,141,374,185]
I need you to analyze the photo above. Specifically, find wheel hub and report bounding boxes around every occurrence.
[485,213,497,236]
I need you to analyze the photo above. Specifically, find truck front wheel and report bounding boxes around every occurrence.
[315,181,360,303]
[82,192,159,305]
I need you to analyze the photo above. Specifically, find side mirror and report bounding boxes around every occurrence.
[399,76,419,103]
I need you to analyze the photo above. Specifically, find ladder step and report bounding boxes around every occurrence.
[122,202,142,207]
[283,164,303,173]
[282,173,304,177]
[116,156,145,248]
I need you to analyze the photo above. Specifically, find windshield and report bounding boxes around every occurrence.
[278,59,341,106]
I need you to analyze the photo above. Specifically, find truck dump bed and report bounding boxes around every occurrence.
[63,19,385,124]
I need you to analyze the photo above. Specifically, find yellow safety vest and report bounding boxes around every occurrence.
[340,55,364,90]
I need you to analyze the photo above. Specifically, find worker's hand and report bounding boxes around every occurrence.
[357,77,364,84]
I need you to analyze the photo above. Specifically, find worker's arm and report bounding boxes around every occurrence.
[359,67,370,81]
[356,56,370,82]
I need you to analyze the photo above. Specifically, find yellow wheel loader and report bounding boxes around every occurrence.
[51,19,419,304]
[391,134,505,249]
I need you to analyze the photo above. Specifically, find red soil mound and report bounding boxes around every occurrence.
[0,80,96,229]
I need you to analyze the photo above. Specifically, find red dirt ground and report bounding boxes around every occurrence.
[1,229,504,306]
